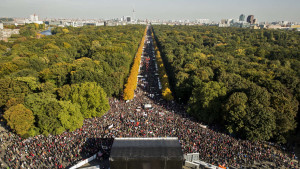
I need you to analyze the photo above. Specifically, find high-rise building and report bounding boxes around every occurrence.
[196,19,210,24]
[123,16,131,22]
[239,14,245,21]
[30,14,39,22]
[247,15,255,24]
[126,16,131,22]
[253,19,257,24]
[220,19,226,24]
[26,14,43,24]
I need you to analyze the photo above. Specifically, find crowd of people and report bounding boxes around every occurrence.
[0,28,298,169]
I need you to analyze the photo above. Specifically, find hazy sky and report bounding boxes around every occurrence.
[1,0,300,22]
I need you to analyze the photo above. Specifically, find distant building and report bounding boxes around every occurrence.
[247,15,255,24]
[281,21,289,25]
[30,14,38,22]
[64,21,75,27]
[196,19,210,24]
[105,21,118,26]
[239,14,245,21]
[46,21,63,26]
[75,22,84,27]
[219,19,234,27]
[232,19,239,23]
[26,14,43,24]
[96,22,105,26]
[259,24,268,29]
[251,25,260,29]
[218,24,228,27]
[253,19,257,24]
[123,16,131,22]
[221,19,227,24]
[84,23,96,26]
[221,19,234,24]
[137,21,147,25]
[267,25,282,29]
[231,22,250,28]
[0,29,20,41]
[0,23,3,29]
[14,18,26,26]
[126,16,131,22]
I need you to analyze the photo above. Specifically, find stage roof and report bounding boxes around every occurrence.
[110,137,183,159]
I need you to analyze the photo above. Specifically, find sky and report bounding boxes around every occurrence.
[0,0,300,22]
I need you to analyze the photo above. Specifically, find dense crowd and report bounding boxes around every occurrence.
[0,28,298,169]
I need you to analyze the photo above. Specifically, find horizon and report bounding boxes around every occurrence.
[0,0,300,23]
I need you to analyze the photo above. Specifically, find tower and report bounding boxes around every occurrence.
[239,14,245,22]
[132,8,136,23]
[34,14,39,22]
[247,15,254,24]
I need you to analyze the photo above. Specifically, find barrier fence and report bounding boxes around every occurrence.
[69,151,101,169]
[184,153,224,169]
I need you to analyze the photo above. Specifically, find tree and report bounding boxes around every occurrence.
[162,87,173,100]
[152,25,300,142]
[19,24,37,37]
[244,105,276,141]
[0,78,31,109]
[62,28,69,34]
[24,92,84,135]
[57,84,71,100]
[58,101,83,132]
[188,81,227,123]
[15,76,40,91]
[224,84,277,141]
[36,99,64,135]
[24,93,63,135]
[224,92,248,134]
[0,44,7,55]
[267,80,299,142]
[5,96,25,111]
[3,104,35,137]
[0,25,148,137]
[66,82,110,118]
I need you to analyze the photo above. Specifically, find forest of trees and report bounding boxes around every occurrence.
[152,25,300,143]
[0,18,14,22]
[0,25,146,137]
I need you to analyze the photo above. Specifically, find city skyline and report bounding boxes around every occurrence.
[0,0,300,22]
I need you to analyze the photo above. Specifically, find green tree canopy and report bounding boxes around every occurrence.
[188,81,227,123]
[59,82,110,118]
[3,104,35,137]
[24,93,83,135]
[153,25,300,142]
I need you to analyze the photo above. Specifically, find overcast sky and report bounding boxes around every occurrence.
[1,0,299,22]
